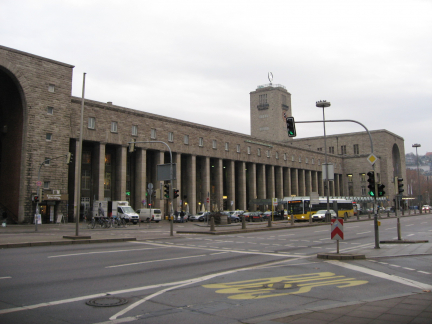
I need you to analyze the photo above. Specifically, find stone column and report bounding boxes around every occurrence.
[305,170,312,196]
[96,142,106,201]
[201,156,210,213]
[283,167,291,197]
[115,145,127,201]
[187,155,196,215]
[237,161,247,211]
[215,158,223,211]
[257,164,266,200]
[266,165,275,199]
[318,171,324,196]
[135,148,147,210]
[275,166,283,199]
[247,162,257,211]
[174,152,181,211]
[154,151,165,211]
[227,160,235,211]
[298,169,305,196]
[312,171,318,194]
[291,168,298,196]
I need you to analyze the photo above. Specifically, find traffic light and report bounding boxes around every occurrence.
[367,171,375,197]
[397,178,404,195]
[286,117,297,137]
[378,184,386,197]
[128,139,136,153]
[66,152,73,164]
[163,183,170,199]
[33,195,39,203]
[173,189,179,199]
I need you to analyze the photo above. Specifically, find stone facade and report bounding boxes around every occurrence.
[0,45,405,223]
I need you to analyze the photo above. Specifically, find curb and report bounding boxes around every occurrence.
[0,237,136,249]
[317,253,365,260]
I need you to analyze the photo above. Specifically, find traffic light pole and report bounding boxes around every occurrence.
[128,140,174,236]
[297,118,380,248]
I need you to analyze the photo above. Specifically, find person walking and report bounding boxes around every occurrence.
[180,210,185,223]
[98,203,105,218]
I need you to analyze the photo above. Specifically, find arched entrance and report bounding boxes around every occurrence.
[0,66,25,222]
[392,144,402,178]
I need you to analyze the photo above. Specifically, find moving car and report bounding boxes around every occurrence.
[189,212,210,222]
[311,210,337,221]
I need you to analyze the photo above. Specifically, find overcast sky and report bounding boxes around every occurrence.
[2,0,431,155]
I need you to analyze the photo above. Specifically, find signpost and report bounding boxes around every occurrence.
[331,218,344,253]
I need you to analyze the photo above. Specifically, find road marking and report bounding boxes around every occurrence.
[326,261,432,290]
[406,234,415,237]
[314,230,328,233]
[107,254,209,268]
[403,267,415,271]
[356,231,371,234]
[0,276,12,280]
[418,271,431,274]
[389,264,401,268]
[406,224,414,227]
[48,247,168,258]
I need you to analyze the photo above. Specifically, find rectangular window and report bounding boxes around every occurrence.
[88,117,95,129]
[199,137,203,147]
[312,158,314,164]
[266,150,270,158]
[361,186,366,196]
[104,172,111,190]
[247,146,251,155]
[292,155,295,162]
[132,125,138,136]
[212,140,217,149]
[105,154,111,166]
[82,170,91,190]
[46,133,52,141]
[329,146,334,154]
[225,142,229,151]
[151,128,156,139]
[168,132,174,142]
[347,174,353,182]
[48,84,55,92]
[47,106,53,115]
[111,121,118,133]
[236,144,240,153]
[341,145,347,155]
[82,151,91,164]
[184,135,189,145]
[284,153,287,161]
[305,158,308,164]
[360,173,366,182]
[317,147,323,152]
[299,156,302,163]
[354,144,359,155]
[275,152,279,159]
[43,181,50,189]
[259,94,268,105]
[44,157,50,165]
[257,148,261,156]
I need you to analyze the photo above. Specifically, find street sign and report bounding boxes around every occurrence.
[367,153,377,165]
[36,181,42,187]
[206,197,210,204]
[272,198,278,207]
[331,219,344,240]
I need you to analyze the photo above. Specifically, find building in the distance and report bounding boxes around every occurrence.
[0,45,406,223]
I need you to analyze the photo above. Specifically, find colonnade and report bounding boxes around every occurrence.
[72,142,343,217]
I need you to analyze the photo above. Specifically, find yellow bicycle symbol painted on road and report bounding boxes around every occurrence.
[203,272,367,299]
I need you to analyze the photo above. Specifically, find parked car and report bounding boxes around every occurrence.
[311,210,337,221]
[422,205,430,212]
[189,212,210,222]
[241,211,263,222]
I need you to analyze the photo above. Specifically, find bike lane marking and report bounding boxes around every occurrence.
[326,260,432,290]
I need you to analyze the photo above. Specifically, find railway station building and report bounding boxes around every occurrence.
[0,45,406,223]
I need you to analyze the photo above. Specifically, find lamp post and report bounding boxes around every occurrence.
[316,100,331,222]
[412,143,421,213]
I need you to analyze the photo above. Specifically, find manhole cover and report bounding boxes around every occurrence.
[86,297,128,307]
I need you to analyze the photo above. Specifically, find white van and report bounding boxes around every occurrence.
[112,201,139,224]
[136,208,162,223]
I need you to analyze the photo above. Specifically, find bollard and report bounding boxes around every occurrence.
[344,213,347,221]
[242,215,246,229]
[378,211,381,219]
[268,216,272,227]
[170,216,173,236]
[368,212,371,220]
[290,213,294,225]
[387,211,390,218]
[210,216,215,232]
[402,209,404,216]
[309,214,312,224]
[357,213,359,221]
[408,208,411,215]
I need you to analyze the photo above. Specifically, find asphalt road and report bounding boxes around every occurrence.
[0,216,431,323]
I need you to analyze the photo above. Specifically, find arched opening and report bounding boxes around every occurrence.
[0,67,24,222]
[392,144,402,178]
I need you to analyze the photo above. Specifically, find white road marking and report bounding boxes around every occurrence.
[389,264,401,268]
[326,260,432,290]
[406,224,414,227]
[314,230,328,233]
[107,254,209,268]
[406,234,415,237]
[403,267,415,271]
[0,276,12,280]
[356,231,371,234]
[48,247,168,258]
[418,271,431,274]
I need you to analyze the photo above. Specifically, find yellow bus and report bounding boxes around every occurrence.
[284,197,354,221]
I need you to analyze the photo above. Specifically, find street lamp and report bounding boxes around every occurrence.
[412,143,421,213]
[316,100,331,222]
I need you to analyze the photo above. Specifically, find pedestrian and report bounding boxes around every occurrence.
[174,210,179,222]
[180,210,185,223]
[280,209,284,220]
[98,203,105,218]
